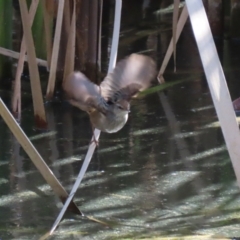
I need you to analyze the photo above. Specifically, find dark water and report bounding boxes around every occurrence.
[1,65,240,239]
[2,2,240,240]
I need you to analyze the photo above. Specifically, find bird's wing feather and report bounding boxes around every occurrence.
[100,54,156,102]
[63,72,107,114]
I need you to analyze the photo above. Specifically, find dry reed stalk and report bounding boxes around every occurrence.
[63,0,71,35]
[12,0,40,119]
[172,0,180,72]
[98,0,103,72]
[0,47,48,67]
[42,0,53,70]
[46,0,65,99]
[87,0,99,81]
[18,0,47,128]
[63,0,76,83]
[157,5,188,83]
[185,0,240,191]
[0,98,81,214]
[49,0,122,234]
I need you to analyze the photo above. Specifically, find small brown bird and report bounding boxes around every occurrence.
[63,54,156,133]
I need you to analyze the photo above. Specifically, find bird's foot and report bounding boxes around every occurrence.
[90,124,99,146]
[90,136,99,146]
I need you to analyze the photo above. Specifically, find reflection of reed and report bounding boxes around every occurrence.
[45,105,60,180]
[159,92,190,160]
[61,110,75,181]
[158,91,206,205]
[46,104,73,210]
[0,98,80,213]
[10,135,25,186]
[139,148,162,210]
[10,134,26,234]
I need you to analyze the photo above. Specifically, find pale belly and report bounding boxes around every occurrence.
[89,111,128,133]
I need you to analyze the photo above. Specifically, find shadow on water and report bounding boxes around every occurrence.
[2,2,240,240]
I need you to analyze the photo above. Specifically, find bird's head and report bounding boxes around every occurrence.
[113,99,130,116]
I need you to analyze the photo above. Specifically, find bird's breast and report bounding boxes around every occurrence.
[89,110,128,133]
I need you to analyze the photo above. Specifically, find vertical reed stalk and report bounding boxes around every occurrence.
[18,0,47,128]
[87,0,99,81]
[46,0,65,99]
[12,0,40,120]
[63,0,76,83]
[157,5,188,83]
[172,0,180,72]
[42,0,53,70]
[98,0,103,72]
[0,0,12,78]
[64,0,71,34]
[186,0,240,189]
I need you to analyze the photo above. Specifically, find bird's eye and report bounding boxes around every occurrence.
[117,105,123,110]
[107,100,113,105]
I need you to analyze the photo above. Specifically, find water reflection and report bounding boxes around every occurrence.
[2,70,240,239]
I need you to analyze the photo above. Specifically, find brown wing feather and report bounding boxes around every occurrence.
[100,54,156,102]
[63,72,107,114]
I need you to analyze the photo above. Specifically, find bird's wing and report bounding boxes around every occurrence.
[63,72,107,114]
[100,54,156,103]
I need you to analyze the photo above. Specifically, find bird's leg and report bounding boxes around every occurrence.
[90,124,99,146]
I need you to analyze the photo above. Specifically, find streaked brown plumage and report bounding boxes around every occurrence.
[63,54,156,133]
